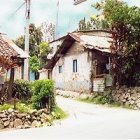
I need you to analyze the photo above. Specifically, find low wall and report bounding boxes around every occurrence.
[56,87,140,110]
[110,87,140,109]
[0,108,50,130]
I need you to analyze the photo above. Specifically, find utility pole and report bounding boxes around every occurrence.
[55,0,59,39]
[24,0,30,80]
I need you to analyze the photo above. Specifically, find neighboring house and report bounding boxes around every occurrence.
[0,34,29,81]
[41,30,113,93]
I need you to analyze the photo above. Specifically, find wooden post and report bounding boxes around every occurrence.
[7,68,15,100]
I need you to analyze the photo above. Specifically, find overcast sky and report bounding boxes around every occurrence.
[0,0,140,39]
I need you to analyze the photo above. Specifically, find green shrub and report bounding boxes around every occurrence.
[16,102,31,113]
[31,79,55,111]
[4,80,32,102]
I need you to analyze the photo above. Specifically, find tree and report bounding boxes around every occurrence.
[14,23,51,80]
[39,42,51,69]
[78,15,109,31]
[14,23,43,57]
[93,0,140,86]
[29,23,43,57]
[40,21,55,42]
[14,36,25,50]
[39,42,50,56]
[29,56,40,80]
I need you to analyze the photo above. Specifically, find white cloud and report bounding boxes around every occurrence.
[0,0,138,39]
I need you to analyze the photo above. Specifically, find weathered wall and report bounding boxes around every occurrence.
[7,66,22,80]
[52,42,92,93]
[39,69,48,80]
[48,39,64,59]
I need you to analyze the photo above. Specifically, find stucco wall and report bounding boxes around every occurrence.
[39,69,48,80]
[48,39,64,59]
[52,42,92,93]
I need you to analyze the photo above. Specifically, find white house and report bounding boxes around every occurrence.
[42,30,113,93]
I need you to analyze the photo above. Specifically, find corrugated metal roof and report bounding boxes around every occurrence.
[46,30,113,69]
[80,35,113,53]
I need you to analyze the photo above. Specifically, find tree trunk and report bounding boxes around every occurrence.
[7,68,15,100]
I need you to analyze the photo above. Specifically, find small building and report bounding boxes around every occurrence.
[43,30,113,93]
[0,33,29,100]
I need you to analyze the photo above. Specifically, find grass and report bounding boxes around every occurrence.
[52,106,68,120]
[78,97,133,110]
[0,102,33,113]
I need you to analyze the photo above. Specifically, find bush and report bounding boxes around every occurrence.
[31,79,55,111]
[3,80,32,102]
[16,102,31,113]
[12,80,32,102]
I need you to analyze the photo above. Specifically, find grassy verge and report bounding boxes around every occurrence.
[0,103,68,119]
[78,97,133,109]
[51,106,68,120]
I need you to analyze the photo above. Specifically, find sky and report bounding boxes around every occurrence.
[0,0,140,40]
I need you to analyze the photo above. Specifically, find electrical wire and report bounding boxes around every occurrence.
[0,2,26,29]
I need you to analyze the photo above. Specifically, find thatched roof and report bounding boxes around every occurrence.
[0,34,29,69]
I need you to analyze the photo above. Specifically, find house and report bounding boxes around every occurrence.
[0,33,29,100]
[42,30,113,93]
[0,34,29,80]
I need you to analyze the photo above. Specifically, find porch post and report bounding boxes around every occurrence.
[7,68,15,100]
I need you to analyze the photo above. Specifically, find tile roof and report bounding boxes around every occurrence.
[0,34,29,68]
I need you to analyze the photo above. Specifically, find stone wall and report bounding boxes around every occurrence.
[56,87,140,110]
[110,87,140,110]
[0,108,50,130]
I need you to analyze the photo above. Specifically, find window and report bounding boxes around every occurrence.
[96,62,107,75]
[73,59,77,72]
[58,66,62,73]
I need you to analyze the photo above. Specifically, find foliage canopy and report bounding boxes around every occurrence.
[93,0,140,86]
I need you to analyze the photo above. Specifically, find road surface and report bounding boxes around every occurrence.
[0,96,140,139]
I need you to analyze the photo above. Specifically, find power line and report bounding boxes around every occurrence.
[0,2,26,28]
[13,2,26,15]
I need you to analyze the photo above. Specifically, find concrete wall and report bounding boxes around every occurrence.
[14,66,22,79]
[52,42,92,93]
[48,39,64,59]
[39,69,48,80]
